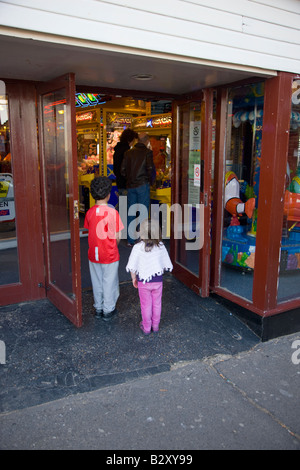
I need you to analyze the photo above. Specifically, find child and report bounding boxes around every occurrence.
[126,219,173,334]
[84,176,124,320]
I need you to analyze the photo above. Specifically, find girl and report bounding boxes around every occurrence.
[126,219,173,334]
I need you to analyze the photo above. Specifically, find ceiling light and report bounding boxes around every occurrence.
[131,74,154,81]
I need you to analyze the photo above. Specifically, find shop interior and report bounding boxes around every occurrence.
[220,82,300,303]
[76,93,173,288]
[76,93,172,222]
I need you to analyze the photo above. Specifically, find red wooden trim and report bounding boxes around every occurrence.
[213,286,264,315]
[68,73,83,327]
[210,88,227,289]
[201,89,213,296]
[213,286,300,317]
[253,72,294,311]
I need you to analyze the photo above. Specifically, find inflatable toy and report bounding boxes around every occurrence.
[224,171,255,223]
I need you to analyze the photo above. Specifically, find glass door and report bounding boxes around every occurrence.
[37,74,82,327]
[171,91,213,296]
[0,80,44,306]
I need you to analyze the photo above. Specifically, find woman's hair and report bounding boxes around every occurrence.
[90,176,112,201]
[139,219,162,252]
[119,128,138,144]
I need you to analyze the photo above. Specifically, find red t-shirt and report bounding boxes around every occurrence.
[84,204,124,264]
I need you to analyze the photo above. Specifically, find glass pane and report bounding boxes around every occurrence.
[175,102,202,275]
[42,89,73,296]
[278,79,300,302]
[220,83,264,301]
[0,82,20,285]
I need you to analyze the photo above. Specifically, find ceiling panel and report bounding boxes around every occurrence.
[0,35,274,96]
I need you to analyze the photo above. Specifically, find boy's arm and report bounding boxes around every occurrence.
[116,231,121,244]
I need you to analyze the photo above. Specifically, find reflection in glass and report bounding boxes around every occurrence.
[175,102,202,276]
[220,83,264,301]
[0,85,20,285]
[42,90,73,296]
[278,79,300,302]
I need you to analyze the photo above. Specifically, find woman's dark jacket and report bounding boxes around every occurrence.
[113,141,129,189]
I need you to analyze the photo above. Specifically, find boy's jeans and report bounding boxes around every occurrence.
[89,261,119,313]
[138,281,163,333]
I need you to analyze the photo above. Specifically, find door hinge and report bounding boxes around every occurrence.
[74,200,79,219]
[38,282,50,291]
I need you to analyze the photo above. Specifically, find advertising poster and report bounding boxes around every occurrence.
[0,173,15,222]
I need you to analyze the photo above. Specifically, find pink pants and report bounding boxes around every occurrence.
[138,282,163,333]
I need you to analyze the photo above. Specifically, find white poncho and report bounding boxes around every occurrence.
[126,242,173,283]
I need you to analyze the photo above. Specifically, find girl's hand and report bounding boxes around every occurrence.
[133,278,138,288]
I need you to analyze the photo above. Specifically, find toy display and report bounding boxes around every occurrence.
[222,91,300,273]
[224,171,255,221]
[222,171,257,270]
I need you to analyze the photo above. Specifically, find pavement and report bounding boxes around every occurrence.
[0,273,299,450]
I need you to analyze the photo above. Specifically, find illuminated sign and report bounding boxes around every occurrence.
[75,93,106,108]
[133,114,172,129]
[76,110,97,123]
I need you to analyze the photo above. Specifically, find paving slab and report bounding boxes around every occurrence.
[0,276,259,413]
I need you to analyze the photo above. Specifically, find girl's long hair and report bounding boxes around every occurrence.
[139,219,162,252]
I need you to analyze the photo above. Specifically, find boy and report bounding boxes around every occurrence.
[84,177,124,320]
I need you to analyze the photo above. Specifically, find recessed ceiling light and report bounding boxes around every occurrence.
[131,74,154,81]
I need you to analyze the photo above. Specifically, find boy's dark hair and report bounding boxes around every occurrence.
[119,128,138,144]
[90,176,112,201]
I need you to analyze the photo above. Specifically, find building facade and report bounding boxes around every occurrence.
[0,0,300,339]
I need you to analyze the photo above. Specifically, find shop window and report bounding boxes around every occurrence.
[220,83,264,301]
[0,82,20,285]
[277,79,300,302]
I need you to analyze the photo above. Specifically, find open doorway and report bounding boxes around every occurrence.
[75,92,173,290]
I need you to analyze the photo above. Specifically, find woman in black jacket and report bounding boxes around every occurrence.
[113,128,138,195]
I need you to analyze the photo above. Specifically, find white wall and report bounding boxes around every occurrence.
[0,0,299,73]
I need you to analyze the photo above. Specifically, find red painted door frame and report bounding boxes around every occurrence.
[37,73,82,327]
[0,81,45,305]
[170,89,213,297]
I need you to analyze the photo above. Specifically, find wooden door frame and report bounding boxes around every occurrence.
[170,88,213,297]
[0,80,44,305]
[37,73,82,327]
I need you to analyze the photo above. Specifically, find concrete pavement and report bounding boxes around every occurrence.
[0,274,299,450]
[0,331,299,450]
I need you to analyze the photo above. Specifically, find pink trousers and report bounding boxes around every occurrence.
[138,282,163,333]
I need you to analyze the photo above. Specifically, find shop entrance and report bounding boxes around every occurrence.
[75,89,213,300]
[0,75,213,327]
[75,90,173,293]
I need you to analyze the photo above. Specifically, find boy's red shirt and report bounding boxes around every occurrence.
[84,204,124,264]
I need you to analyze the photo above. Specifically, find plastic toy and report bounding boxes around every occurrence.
[224,171,255,223]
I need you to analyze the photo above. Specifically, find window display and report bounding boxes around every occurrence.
[221,83,264,300]
[278,78,300,301]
